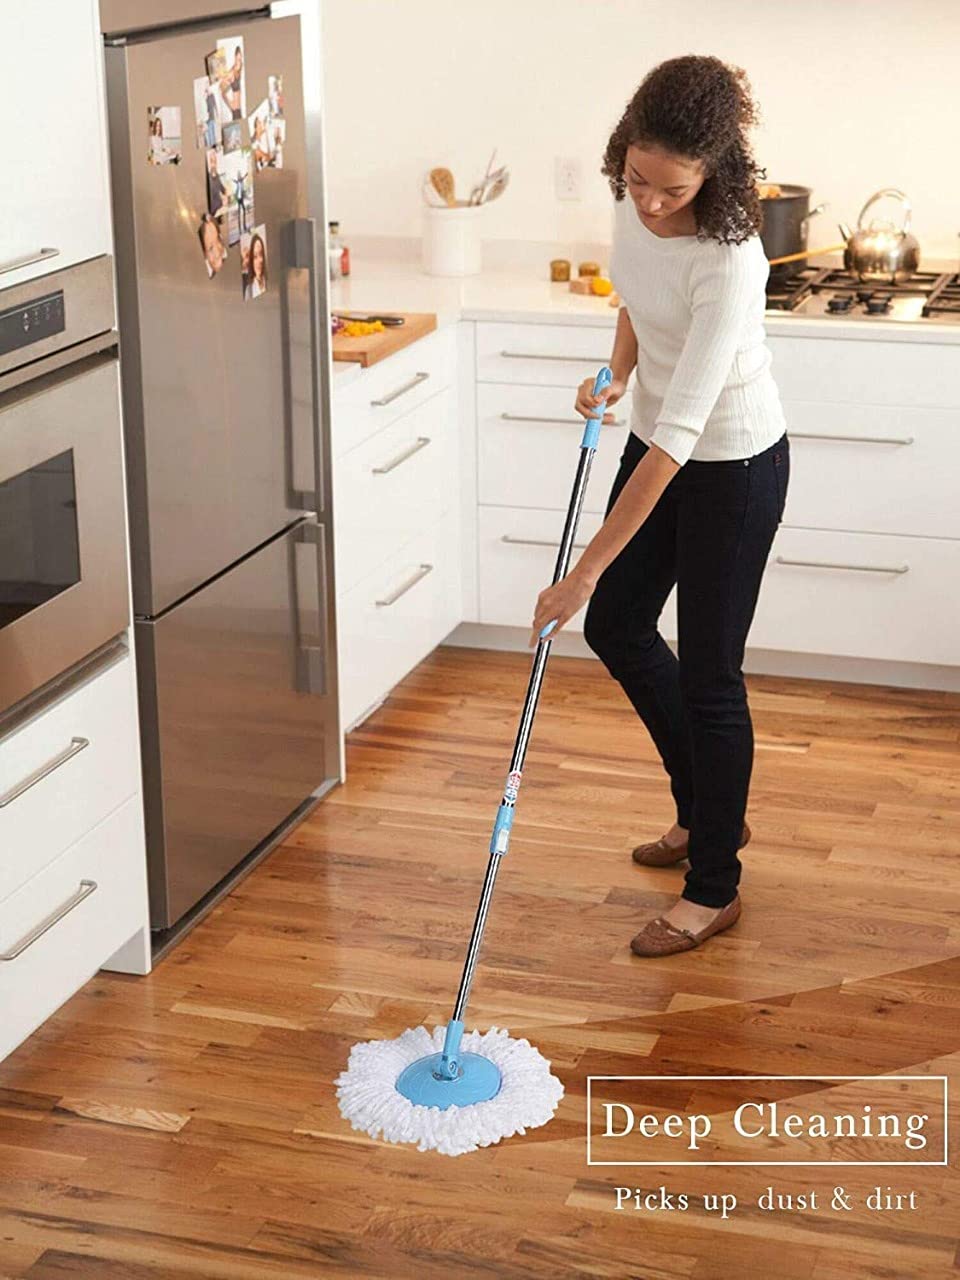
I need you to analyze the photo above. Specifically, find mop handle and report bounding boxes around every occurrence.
[539,364,614,640]
[437,366,612,1080]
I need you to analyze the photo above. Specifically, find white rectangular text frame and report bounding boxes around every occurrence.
[586,1075,948,1166]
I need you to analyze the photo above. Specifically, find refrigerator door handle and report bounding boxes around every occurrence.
[291,519,329,696]
[289,217,324,517]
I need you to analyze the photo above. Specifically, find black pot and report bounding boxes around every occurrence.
[759,184,814,276]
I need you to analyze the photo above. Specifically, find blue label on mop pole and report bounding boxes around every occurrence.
[539,618,558,639]
[581,365,613,451]
[489,802,514,855]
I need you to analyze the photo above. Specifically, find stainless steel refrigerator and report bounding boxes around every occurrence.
[101,1,340,943]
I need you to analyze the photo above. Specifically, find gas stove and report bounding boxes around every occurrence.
[765,266,960,323]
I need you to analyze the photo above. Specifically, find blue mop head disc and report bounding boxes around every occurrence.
[335,1024,564,1157]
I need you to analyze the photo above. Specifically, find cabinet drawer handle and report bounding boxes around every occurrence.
[375,563,434,607]
[0,736,89,809]
[500,413,625,427]
[370,371,430,406]
[372,436,431,474]
[501,535,589,550]
[0,246,60,277]
[789,430,915,446]
[500,350,609,363]
[774,555,909,575]
[0,880,98,962]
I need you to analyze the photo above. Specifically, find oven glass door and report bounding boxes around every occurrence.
[0,449,81,630]
[0,355,130,718]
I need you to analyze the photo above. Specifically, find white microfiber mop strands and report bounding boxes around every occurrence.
[336,1024,564,1157]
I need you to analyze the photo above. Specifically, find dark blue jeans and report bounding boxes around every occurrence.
[583,429,789,908]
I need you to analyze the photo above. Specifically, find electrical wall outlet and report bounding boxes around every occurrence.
[554,156,582,202]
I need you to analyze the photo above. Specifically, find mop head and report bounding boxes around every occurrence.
[335,1023,564,1157]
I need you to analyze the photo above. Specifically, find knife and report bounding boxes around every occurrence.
[333,312,405,326]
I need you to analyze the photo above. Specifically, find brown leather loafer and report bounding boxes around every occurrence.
[629,894,741,957]
[631,821,751,867]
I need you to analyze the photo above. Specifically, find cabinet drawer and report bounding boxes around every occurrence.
[476,322,612,386]
[769,335,960,409]
[0,794,147,1062]
[751,527,960,665]
[338,509,461,729]
[0,7,110,291]
[331,327,456,456]
[0,654,141,904]
[781,401,960,539]
[478,383,628,513]
[478,504,678,638]
[334,387,457,595]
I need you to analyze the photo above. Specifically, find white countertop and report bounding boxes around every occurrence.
[328,253,960,386]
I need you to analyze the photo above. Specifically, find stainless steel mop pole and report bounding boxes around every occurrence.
[438,366,613,1079]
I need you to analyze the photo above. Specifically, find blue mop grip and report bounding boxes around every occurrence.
[536,367,612,642]
[580,365,614,450]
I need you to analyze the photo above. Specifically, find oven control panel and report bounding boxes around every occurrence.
[0,290,66,357]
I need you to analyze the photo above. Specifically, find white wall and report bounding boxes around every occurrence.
[322,0,960,262]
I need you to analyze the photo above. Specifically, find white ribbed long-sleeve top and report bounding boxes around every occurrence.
[609,195,787,466]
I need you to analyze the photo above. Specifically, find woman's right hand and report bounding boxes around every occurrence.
[574,375,627,423]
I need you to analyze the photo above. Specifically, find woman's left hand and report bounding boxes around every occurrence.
[529,568,595,647]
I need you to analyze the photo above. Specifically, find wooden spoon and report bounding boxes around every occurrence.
[429,167,456,208]
[768,242,846,266]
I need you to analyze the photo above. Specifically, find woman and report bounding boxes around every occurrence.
[197,213,226,277]
[251,115,272,170]
[148,116,163,164]
[206,148,228,218]
[244,231,267,298]
[529,55,789,958]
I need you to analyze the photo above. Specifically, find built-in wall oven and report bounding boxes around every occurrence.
[0,256,130,721]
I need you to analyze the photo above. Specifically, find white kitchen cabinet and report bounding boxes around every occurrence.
[769,334,960,409]
[777,399,960,540]
[332,328,462,730]
[0,794,148,1062]
[335,386,457,595]
[331,326,457,456]
[0,2,111,291]
[0,649,150,1062]
[0,654,141,904]
[476,321,612,386]
[477,504,678,640]
[753,527,960,666]
[469,317,960,682]
[477,383,627,514]
[338,508,462,729]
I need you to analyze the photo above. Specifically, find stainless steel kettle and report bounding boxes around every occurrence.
[838,188,920,283]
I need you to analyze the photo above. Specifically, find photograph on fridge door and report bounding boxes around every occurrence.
[267,73,284,118]
[219,147,254,245]
[197,212,227,278]
[222,119,243,154]
[193,75,220,150]
[147,106,181,165]
[249,99,282,170]
[241,224,268,299]
[205,147,229,219]
[215,36,246,120]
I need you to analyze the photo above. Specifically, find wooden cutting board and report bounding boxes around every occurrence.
[332,312,438,367]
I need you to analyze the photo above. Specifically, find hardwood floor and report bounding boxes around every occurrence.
[1,644,959,1279]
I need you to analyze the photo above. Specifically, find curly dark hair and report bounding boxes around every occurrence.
[602,55,763,245]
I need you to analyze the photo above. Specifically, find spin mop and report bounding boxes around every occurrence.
[336,366,614,1156]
